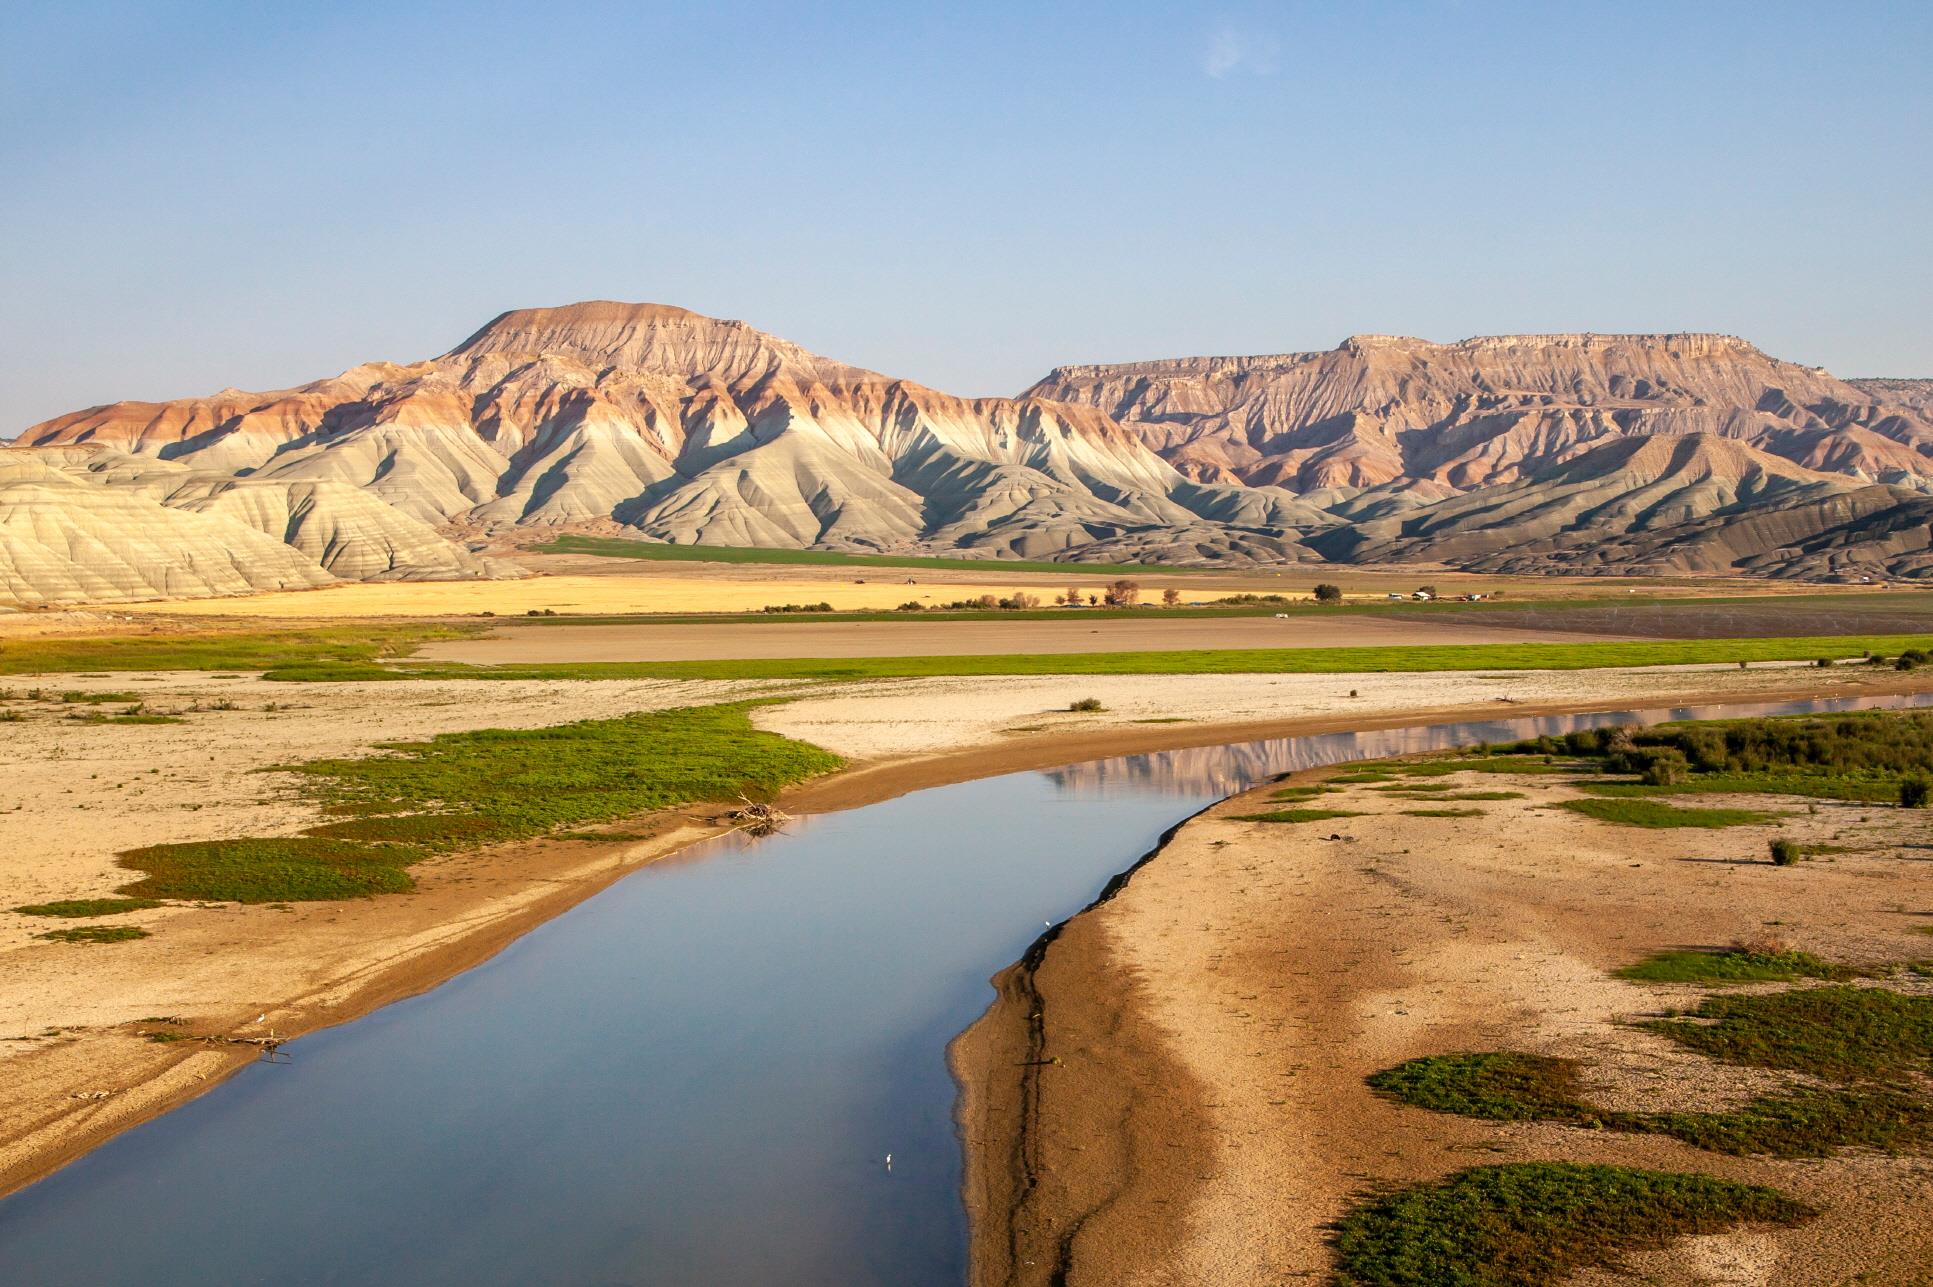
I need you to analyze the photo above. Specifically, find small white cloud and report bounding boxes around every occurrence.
[1204,25,1245,78]
[1202,23,1279,79]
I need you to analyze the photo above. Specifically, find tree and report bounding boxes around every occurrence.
[1162,587,1181,607]
[1902,777,1930,809]
[1060,587,1084,606]
[1313,583,1342,604]
[1105,579,1141,606]
[1417,584,1440,599]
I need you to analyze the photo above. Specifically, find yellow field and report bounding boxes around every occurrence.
[121,559,1790,620]
[125,573,1216,618]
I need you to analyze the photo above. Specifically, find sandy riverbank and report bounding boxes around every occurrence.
[954,725,1933,1284]
[2,662,1928,1204]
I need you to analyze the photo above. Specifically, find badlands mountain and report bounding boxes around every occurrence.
[5,302,1933,604]
[1032,333,1933,578]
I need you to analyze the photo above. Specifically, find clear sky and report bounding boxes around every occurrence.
[3,0,1929,431]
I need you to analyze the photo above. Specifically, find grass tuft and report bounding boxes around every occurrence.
[1555,798,1777,829]
[14,897,161,919]
[1615,948,1836,984]
[1368,1051,1933,1158]
[1226,807,1365,825]
[37,925,149,944]
[1331,1162,1812,1286]
[1644,986,1933,1082]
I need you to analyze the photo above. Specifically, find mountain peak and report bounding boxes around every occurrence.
[443,299,870,386]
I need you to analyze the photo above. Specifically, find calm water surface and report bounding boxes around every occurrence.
[2,692,1926,1285]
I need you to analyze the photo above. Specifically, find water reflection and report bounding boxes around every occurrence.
[1048,692,1933,799]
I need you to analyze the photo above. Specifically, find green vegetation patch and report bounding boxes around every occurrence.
[1645,985,1933,1082]
[0,624,470,677]
[1568,773,1901,803]
[37,925,150,944]
[1330,1162,1812,1286]
[1368,1051,1933,1158]
[58,690,140,704]
[1555,799,1777,829]
[13,897,161,919]
[1615,948,1837,984]
[262,633,1933,683]
[1268,784,1341,800]
[1531,710,1933,805]
[1226,807,1365,825]
[1393,757,1586,777]
[119,837,422,903]
[1403,807,1485,818]
[114,702,841,904]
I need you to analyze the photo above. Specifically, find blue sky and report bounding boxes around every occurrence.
[3,0,1929,429]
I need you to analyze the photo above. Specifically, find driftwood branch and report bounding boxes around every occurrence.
[720,795,790,837]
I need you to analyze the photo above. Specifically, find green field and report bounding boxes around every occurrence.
[259,632,1931,683]
[0,624,472,676]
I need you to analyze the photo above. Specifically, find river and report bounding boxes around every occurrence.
[1,692,1924,1284]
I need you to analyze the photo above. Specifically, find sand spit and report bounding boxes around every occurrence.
[0,663,1928,1203]
[955,748,1933,1284]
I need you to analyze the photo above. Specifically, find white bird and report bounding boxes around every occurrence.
[254,1013,266,1024]
[884,1154,893,1173]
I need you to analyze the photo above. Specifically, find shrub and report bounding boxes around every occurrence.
[1068,697,1105,712]
[895,601,925,612]
[1639,748,1691,786]
[1768,838,1802,866]
[1902,777,1930,809]
[1313,583,1342,603]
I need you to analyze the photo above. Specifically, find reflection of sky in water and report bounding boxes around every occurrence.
[0,691,1927,1286]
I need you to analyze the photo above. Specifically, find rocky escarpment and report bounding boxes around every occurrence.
[1029,333,1933,493]
[9,307,1933,600]
[1030,332,1933,580]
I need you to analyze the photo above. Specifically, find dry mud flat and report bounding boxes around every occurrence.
[955,763,1933,1285]
[419,613,1627,664]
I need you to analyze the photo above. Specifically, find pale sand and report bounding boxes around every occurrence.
[756,661,1884,761]
[956,758,1933,1285]
[417,615,1629,664]
[1,661,1924,1201]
